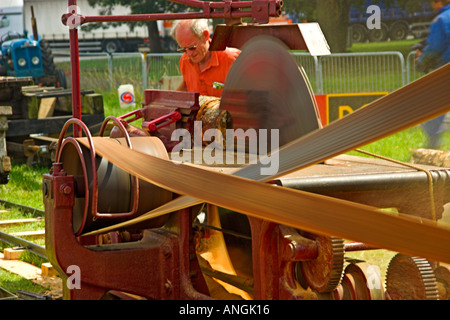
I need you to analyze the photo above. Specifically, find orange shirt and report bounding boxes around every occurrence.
[179,48,240,97]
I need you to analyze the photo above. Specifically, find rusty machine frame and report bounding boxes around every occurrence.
[43,0,450,300]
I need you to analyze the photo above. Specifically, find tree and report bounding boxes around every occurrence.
[85,0,187,53]
[282,0,355,52]
[317,0,352,52]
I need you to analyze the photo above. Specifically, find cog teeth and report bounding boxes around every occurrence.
[410,257,439,300]
[298,235,345,293]
[329,237,345,288]
[386,254,439,300]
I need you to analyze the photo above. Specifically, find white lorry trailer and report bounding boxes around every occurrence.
[0,0,176,53]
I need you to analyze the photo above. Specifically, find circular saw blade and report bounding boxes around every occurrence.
[220,35,321,148]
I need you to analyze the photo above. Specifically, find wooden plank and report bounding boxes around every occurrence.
[6,113,105,137]
[10,230,45,237]
[0,218,43,226]
[21,86,58,94]
[29,134,58,143]
[38,97,57,119]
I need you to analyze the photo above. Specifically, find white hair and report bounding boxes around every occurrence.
[171,19,209,39]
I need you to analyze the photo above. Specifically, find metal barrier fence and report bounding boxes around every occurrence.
[317,52,405,94]
[55,50,426,96]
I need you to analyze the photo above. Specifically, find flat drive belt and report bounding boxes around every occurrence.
[78,136,450,264]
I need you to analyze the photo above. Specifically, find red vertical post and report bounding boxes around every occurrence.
[68,0,82,137]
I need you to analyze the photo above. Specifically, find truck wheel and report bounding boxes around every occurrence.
[368,23,388,42]
[389,21,409,41]
[350,24,367,43]
[103,40,121,53]
[163,37,178,52]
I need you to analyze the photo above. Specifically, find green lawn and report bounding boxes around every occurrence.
[348,38,420,57]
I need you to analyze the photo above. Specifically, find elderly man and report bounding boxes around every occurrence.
[171,19,240,97]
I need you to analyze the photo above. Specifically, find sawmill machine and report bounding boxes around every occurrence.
[43,0,450,300]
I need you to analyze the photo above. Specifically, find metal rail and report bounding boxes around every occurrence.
[0,200,47,259]
[0,200,44,216]
[0,230,47,260]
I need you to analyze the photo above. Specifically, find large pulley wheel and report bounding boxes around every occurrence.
[340,262,385,300]
[59,136,173,234]
[220,35,322,150]
[296,233,345,293]
[385,254,439,300]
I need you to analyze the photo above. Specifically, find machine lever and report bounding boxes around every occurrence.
[142,111,182,133]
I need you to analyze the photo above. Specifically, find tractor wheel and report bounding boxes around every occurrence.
[56,69,67,89]
[40,40,56,76]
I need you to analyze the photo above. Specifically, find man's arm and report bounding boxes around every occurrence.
[417,17,446,72]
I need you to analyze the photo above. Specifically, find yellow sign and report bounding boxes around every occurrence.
[325,92,388,124]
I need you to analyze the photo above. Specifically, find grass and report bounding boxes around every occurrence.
[350,125,440,162]
[0,164,48,209]
[0,268,47,296]
[0,164,49,295]
[349,38,419,57]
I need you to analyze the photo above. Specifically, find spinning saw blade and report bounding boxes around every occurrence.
[219,35,322,148]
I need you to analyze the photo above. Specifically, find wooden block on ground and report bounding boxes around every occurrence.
[4,248,25,260]
[82,93,104,114]
[41,262,59,277]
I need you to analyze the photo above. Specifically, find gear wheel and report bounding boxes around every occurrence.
[385,254,439,300]
[297,234,345,293]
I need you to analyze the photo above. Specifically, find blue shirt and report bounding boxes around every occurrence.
[417,4,450,72]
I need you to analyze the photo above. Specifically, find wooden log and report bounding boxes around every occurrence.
[410,149,450,167]
[82,93,104,114]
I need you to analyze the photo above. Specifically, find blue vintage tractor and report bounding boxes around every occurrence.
[0,6,66,87]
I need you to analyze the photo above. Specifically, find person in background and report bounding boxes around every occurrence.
[171,19,240,98]
[415,0,450,149]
